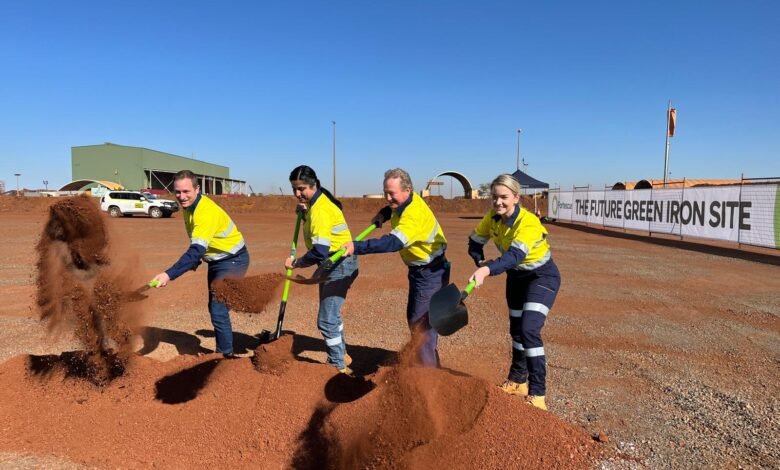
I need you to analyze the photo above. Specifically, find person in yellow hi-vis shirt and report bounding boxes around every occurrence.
[150,170,249,358]
[344,168,449,367]
[468,174,561,411]
[284,165,358,374]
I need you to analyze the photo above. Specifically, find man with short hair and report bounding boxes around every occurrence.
[343,168,449,367]
[151,170,250,358]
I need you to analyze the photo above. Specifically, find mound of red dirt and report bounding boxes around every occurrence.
[0,334,603,469]
[293,338,599,468]
[252,333,294,375]
[212,272,285,313]
[299,365,597,468]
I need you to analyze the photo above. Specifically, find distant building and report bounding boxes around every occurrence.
[71,142,246,195]
[0,181,5,194]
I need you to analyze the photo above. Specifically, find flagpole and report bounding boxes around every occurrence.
[663,100,671,188]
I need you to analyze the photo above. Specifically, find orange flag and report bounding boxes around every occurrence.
[668,108,677,137]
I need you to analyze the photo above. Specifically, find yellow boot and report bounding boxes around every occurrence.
[499,380,529,397]
[338,353,353,375]
[525,395,547,411]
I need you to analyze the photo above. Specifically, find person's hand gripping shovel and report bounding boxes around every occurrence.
[287,206,392,285]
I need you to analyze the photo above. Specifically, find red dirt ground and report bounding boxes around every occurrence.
[0,196,778,468]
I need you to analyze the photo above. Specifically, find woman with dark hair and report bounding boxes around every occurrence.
[284,165,358,374]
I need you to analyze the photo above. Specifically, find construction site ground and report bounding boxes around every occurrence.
[0,201,778,469]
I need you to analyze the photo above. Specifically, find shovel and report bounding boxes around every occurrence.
[429,279,476,336]
[287,222,379,285]
[259,210,303,343]
[125,280,160,302]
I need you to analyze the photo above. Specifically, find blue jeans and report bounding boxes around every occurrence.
[318,255,359,369]
[407,255,450,367]
[207,247,250,354]
[506,259,561,396]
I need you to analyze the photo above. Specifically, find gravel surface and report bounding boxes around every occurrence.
[0,205,778,468]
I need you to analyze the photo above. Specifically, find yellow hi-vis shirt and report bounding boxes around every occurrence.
[184,195,245,262]
[391,193,447,266]
[470,207,551,270]
[303,192,352,252]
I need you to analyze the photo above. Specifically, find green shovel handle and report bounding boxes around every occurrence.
[462,279,477,299]
[282,211,304,302]
[324,223,378,266]
[148,280,160,288]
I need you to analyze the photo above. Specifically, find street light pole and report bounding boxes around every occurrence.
[332,120,337,196]
[43,180,48,191]
[516,128,522,171]
[14,173,20,196]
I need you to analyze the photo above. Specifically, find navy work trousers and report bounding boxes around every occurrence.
[407,256,451,367]
[505,259,561,396]
[207,247,250,354]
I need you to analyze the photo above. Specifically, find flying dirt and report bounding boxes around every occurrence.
[35,196,146,383]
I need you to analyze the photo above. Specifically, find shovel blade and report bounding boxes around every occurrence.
[286,273,328,285]
[285,264,332,285]
[429,283,469,336]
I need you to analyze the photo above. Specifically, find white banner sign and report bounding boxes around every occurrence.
[548,184,779,249]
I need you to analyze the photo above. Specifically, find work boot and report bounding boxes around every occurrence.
[345,353,353,367]
[338,366,353,376]
[499,380,529,397]
[525,395,547,411]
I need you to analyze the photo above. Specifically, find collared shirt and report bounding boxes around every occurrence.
[355,193,447,266]
[296,189,352,268]
[166,193,245,279]
[468,205,551,275]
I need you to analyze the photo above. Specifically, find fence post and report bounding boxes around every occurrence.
[738,173,744,248]
[623,181,627,233]
[586,185,590,227]
[679,178,686,240]
[649,183,654,237]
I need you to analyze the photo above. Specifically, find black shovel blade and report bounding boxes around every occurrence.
[429,283,469,336]
[258,329,276,344]
[286,272,328,285]
[285,263,333,285]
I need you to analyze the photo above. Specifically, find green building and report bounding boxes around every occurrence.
[70,143,246,195]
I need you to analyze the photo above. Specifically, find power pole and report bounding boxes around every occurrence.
[516,128,522,171]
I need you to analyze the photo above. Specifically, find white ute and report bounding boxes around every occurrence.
[100,191,179,218]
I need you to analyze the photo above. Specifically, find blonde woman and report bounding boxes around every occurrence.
[468,174,561,410]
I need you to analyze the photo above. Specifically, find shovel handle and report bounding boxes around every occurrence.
[462,279,477,299]
[282,211,304,302]
[148,280,160,288]
[323,223,378,266]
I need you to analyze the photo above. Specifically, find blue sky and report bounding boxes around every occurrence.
[1,0,778,196]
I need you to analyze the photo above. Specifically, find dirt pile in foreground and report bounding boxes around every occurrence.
[292,338,599,468]
[34,196,145,383]
[212,273,284,313]
[0,333,603,468]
